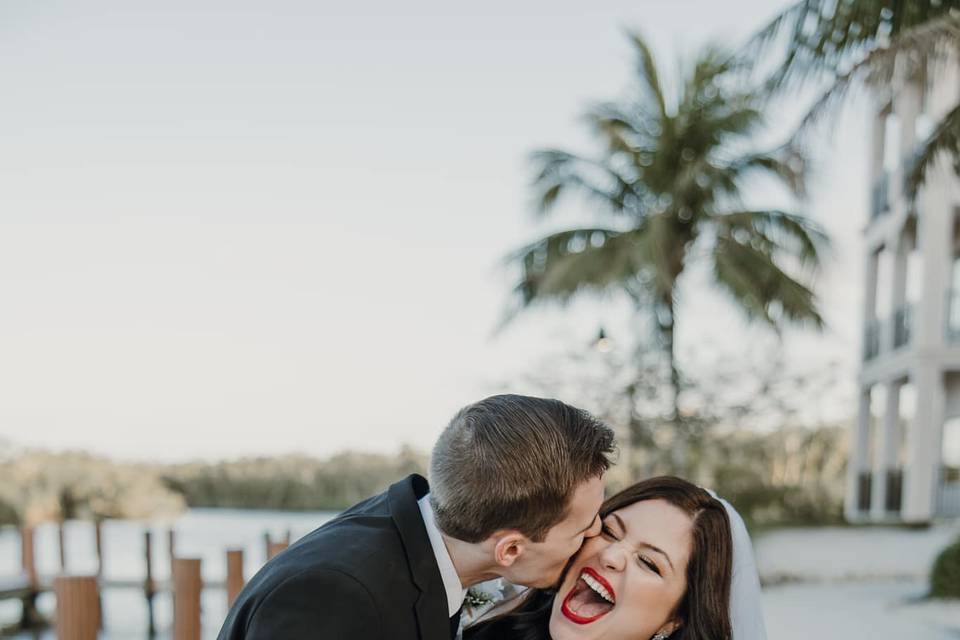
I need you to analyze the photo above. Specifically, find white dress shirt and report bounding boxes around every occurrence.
[418,493,468,617]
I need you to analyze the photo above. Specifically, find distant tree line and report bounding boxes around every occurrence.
[159,447,427,512]
[0,444,427,527]
[0,422,841,529]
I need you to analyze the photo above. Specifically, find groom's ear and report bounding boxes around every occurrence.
[491,531,528,567]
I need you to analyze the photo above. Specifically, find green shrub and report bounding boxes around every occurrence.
[930,537,960,598]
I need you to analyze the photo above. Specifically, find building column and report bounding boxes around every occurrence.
[904,366,945,522]
[891,78,922,215]
[863,250,881,359]
[846,389,873,522]
[871,380,902,518]
[912,149,952,353]
[865,251,880,321]
[897,79,921,161]
[871,107,887,180]
[893,78,923,160]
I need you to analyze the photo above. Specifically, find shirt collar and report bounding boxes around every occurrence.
[418,493,467,616]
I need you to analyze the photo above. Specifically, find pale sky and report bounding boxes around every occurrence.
[0,0,867,461]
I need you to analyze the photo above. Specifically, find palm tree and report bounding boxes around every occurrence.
[747,1,960,196]
[505,33,828,471]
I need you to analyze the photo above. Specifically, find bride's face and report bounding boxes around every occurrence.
[548,499,693,640]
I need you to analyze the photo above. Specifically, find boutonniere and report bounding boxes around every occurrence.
[464,579,506,610]
[464,587,497,608]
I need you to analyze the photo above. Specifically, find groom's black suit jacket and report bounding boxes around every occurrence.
[217,474,452,640]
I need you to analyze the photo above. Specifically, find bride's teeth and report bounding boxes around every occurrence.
[581,573,615,604]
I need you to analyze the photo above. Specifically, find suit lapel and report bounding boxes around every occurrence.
[388,475,451,640]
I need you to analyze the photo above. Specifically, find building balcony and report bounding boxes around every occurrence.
[948,289,960,342]
[892,304,912,349]
[863,318,881,360]
[870,172,890,220]
[939,466,960,516]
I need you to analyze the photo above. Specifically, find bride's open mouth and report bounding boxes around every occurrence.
[560,567,616,624]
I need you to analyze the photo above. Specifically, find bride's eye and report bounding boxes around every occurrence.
[638,554,662,576]
[600,524,618,540]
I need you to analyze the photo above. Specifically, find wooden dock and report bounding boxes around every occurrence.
[0,521,291,638]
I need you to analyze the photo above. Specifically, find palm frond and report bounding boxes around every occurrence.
[713,233,824,330]
[701,103,764,140]
[726,146,809,198]
[530,149,643,218]
[503,228,645,317]
[628,31,668,118]
[742,0,960,91]
[906,99,960,198]
[587,103,650,155]
[791,12,960,145]
[715,209,830,269]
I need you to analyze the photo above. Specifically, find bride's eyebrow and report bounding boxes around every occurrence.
[612,513,675,572]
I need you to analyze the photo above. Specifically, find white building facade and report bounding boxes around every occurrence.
[846,55,960,524]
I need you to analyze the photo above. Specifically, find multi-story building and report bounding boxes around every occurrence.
[846,55,960,524]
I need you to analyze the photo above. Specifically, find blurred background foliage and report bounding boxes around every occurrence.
[0,443,427,527]
[160,447,427,512]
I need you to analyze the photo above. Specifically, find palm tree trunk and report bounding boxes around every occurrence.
[657,294,686,475]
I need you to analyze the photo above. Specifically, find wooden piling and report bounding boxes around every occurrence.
[18,526,43,629]
[58,521,67,571]
[263,531,271,563]
[167,528,176,578]
[94,520,104,577]
[226,549,244,607]
[266,541,288,561]
[144,530,156,636]
[21,526,37,587]
[172,558,202,640]
[53,575,99,640]
[93,520,104,630]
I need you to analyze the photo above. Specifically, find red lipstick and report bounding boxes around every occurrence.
[560,568,617,625]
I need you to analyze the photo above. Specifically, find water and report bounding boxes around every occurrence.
[0,509,337,638]
[1,510,958,638]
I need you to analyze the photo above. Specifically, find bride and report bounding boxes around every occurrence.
[464,476,735,640]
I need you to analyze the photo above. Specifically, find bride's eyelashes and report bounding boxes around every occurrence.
[638,554,662,576]
[599,521,663,576]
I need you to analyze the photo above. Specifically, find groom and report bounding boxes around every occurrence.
[217,394,615,639]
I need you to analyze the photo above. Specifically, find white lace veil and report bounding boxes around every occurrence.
[706,489,768,640]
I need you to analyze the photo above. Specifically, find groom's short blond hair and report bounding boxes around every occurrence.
[429,394,615,543]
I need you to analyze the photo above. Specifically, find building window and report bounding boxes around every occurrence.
[943,417,960,483]
[949,255,960,341]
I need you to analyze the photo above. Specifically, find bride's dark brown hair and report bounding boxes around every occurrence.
[465,476,733,640]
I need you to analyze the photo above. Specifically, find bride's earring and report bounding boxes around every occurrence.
[652,634,670,640]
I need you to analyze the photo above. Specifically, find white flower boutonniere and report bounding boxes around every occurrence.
[463,579,507,619]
